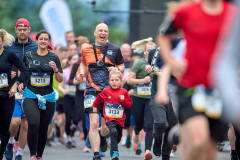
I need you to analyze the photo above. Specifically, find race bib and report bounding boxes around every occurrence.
[105,103,123,118]
[191,85,223,119]
[0,73,9,89]
[31,72,50,87]
[78,83,86,91]
[153,66,162,76]
[137,82,152,96]
[84,95,96,109]
[66,84,76,96]
[15,92,23,100]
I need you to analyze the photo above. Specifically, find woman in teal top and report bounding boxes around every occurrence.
[127,41,156,159]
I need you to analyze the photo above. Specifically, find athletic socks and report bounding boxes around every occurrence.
[16,147,24,156]
[8,137,14,144]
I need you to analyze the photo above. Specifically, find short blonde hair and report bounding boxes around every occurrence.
[145,42,157,51]
[0,29,15,46]
[109,68,122,80]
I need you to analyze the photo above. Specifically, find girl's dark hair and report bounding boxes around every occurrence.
[36,30,53,50]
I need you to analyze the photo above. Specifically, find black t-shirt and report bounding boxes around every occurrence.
[0,49,27,91]
[23,50,63,95]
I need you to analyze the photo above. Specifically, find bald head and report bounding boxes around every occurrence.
[95,23,108,31]
[94,23,109,46]
[121,43,132,62]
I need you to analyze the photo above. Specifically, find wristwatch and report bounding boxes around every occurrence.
[15,81,20,85]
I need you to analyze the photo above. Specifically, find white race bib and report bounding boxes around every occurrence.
[0,73,9,89]
[105,103,123,118]
[31,72,50,87]
[137,82,152,96]
[15,92,23,100]
[191,85,223,119]
[84,95,96,109]
[78,83,86,91]
[65,85,76,93]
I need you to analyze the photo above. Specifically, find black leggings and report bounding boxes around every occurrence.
[23,98,55,157]
[0,95,15,152]
[75,90,87,140]
[150,96,177,157]
[107,121,123,151]
[64,95,80,137]
[131,96,154,151]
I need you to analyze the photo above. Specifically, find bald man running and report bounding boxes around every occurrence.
[77,23,125,160]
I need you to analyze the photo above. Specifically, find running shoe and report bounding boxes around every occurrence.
[57,137,65,145]
[135,145,142,155]
[108,141,113,157]
[230,150,239,160]
[99,130,107,152]
[144,150,153,160]
[170,150,175,158]
[99,150,105,157]
[15,155,22,160]
[93,155,102,160]
[80,132,85,140]
[54,137,59,143]
[168,124,179,146]
[13,142,19,152]
[83,145,90,153]
[30,156,37,160]
[45,139,52,147]
[36,157,43,160]
[111,151,119,160]
[5,143,13,160]
[86,137,92,149]
[133,143,138,151]
[71,140,76,148]
[66,141,72,149]
[120,136,126,146]
[153,139,162,157]
[125,137,131,149]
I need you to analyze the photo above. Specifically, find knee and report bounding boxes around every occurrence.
[110,128,118,136]
[102,124,109,133]
[90,119,99,130]
[28,119,39,130]
[21,118,28,132]
[11,118,21,128]
[154,120,169,132]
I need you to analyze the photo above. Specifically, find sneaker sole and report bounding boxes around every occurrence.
[145,152,153,160]
[112,157,119,160]
[136,148,142,155]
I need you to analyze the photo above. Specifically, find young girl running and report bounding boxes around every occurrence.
[92,69,133,160]
[58,53,79,148]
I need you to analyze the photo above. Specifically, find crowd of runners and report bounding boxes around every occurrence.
[0,0,240,160]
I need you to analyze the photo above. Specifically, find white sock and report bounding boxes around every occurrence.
[8,137,14,144]
[16,147,24,156]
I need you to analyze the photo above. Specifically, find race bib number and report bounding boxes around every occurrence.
[105,103,123,118]
[153,66,162,76]
[31,73,50,87]
[84,95,96,109]
[78,83,86,91]
[191,85,223,119]
[0,73,9,89]
[137,82,152,96]
[15,92,23,100]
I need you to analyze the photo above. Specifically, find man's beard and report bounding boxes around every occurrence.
[19,35,27,41]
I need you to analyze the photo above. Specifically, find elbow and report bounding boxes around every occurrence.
[57,77,63,83]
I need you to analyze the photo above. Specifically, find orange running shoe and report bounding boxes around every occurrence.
[144,150,153,160]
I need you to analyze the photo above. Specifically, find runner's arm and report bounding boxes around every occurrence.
[117,63,125,73]
[120,91,133,108]
[93,92,105,108]
[127,71,146,85]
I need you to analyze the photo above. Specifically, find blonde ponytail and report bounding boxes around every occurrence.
[131,37,153,54]
[0,29,15,46]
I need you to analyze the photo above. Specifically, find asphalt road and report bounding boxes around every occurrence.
[17,138,231,160]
